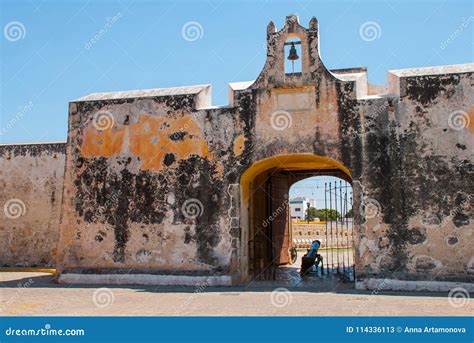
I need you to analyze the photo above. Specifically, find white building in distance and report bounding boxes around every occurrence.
[289,197,316,221]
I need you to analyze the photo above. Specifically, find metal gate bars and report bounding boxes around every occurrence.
[323,180,354,281]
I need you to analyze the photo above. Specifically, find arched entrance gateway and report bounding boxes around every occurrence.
[239,154,356,284]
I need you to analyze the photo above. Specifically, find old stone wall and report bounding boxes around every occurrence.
[356,67,474,282]
[0,143,66,267]
[56,88,246,279]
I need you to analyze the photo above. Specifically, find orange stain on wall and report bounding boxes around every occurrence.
[467,107,474,133]
[81,114,211,171]
[81,128,125,157]
[233,134,245,156]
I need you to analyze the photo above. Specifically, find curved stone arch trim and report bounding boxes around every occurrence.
[238,153,353,282]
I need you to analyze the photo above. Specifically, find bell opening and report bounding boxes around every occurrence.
[284,38,302,74]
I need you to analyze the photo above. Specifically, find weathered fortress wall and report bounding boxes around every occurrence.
[357,65,474,286]
[0,15,472,289]
[0,143,66,267]
[56,86,243,284]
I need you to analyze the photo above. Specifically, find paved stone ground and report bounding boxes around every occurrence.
[0,272,472,316]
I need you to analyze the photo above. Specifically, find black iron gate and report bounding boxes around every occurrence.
[321,180,354,281]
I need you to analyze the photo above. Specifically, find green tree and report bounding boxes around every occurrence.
[311,208,340,221]
[305,207,319,221]
[345,208,353,218]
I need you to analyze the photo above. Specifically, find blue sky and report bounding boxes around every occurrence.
[1,0,472,144]
[289,176,353,211]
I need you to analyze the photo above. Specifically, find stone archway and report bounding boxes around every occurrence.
[239,153,354,282]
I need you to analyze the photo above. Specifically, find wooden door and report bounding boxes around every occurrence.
[249,172,273,279]
[270,173,290,265]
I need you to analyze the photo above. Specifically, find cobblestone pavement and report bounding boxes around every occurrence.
[0,273,472,316]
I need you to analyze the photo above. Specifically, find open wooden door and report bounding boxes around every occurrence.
[269,172,290,265]
[249,171,290,280]
[249,172,273,279]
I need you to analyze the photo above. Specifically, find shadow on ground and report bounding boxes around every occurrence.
[0,272,459,299]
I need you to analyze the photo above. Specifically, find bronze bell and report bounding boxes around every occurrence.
[287,42,299,61]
